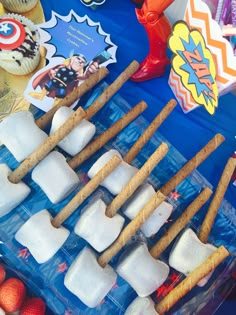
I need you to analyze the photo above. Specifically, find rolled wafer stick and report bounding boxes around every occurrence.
[85,60,139,120]
[105,142,169,218]
[35,67,109,130]
[198,157,236,243]
[149,187,213,259]
[8,107,86,184]
[123,99,177,164]
[97,134,224,268]
[51,155,122,228]
[155,245,230,314]
[160,134,225,196]
[68,101,147,170]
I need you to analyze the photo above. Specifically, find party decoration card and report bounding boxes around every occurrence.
[25,10,117,112]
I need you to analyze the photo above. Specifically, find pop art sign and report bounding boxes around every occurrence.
[25,10,117,112]
[168,0,236,115]
[168,21,218,115]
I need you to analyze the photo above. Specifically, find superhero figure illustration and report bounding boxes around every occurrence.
[131,0,174,82]
[29,54,99,104]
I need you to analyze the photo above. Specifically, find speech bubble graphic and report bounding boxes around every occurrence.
[38,10,117,66]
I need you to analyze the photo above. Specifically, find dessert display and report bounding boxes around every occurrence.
[0,1,235,314]
[63,134,224,307]
[0,14,40,75]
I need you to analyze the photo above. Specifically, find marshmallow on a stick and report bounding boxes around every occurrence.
[168,157,236,286]
[124,246,229,315]
[117,188,212,297]
[15,155,122,264]
[98,134,224,268]
[32,101,147,203]
[156,246,229,314]
[44,61,140,156]
[65,136,223,307]
[0,111,48,162]
[74,143,168,252]
[35,67,109,130]
[0,107,86,217]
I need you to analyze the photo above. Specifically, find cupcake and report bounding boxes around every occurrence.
[0,14,40,75]
[0,0,39,13]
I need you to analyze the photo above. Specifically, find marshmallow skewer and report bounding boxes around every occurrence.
[105,142,169,218]
[15,156,122,264]
[97,133,225,268]
[8,107,86,184]
[123,99,177,164]
[149,187,213,259]
[198,157,236,243]
[51,155,122,228]
[155,246,230,315]
[68,101,147,170]
[35,67,109,130]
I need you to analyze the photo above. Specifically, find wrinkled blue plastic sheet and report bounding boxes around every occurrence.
[0,82,235,314]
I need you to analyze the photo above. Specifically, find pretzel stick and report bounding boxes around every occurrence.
[51,155,121,228]
[35,67,109,130]
[160,134,225,196]
[105,142,169,218]
[149,187,213,259]
[8,107,86,184]
[123,99,177,164]
[85,60,139,120]
[155,245,230,315]
[97,134,224,268]
[68,101,147,170]
[198,157,236,243]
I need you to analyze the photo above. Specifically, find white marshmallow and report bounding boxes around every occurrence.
[125,297,158,315]
[117,243,169,297]
[64,247,117,308]
[15,209,70,264]
[123,184,173,237]
[0,307,5,315]
[169,228,217,286]
[0,111,48,162]
[0,164,31,217]
[74,198,125,252]
[50,107,96,156]
[31,151,80,203]
[88,150,138,195]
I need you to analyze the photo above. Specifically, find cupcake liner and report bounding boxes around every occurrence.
[0,13,40,75]
[0,0,39,13]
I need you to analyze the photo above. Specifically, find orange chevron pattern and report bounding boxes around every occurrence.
[169,70,198,112]
[185,0,236,94]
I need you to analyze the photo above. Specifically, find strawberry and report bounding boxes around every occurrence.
[20,297,46,315]
[0,278,26,312]
[0,266,6,286]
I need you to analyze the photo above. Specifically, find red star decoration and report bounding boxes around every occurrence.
[156,284,169,297]
[57,262,68,273]
[18,248,30,259]
[169,190,181,201]
[170,272,180,283]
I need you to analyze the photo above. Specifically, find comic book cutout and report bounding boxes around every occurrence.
[168,21,218,115]
[25,10,117,112]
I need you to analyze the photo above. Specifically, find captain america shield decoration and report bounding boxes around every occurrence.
[0,18,26,50]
